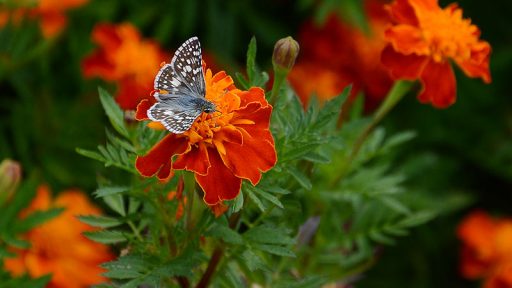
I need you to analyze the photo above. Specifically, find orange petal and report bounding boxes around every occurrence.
[456,42,492,84]
[135,134,188,178]
[381,44,428,79]
[238,87,268,108]
[387,0,419,26]
[135,99,152,120]
[418,59,456,108]
[196,148,242,205]
[385,25,428,55]
[173,142,211,176]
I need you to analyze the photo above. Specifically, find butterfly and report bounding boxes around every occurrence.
[147,37,216,134]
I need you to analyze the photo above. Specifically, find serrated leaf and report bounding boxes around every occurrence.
[103,194,126,216]
[83,230,127,244]
[99,87,129,138]
[244,225,295,245]
[369,229,396,245]
[245,187,266,212]
[281,142,322,162]
[94,186,130,198]
[311,86,350,130]
[231,192,244,213]
[302,152,331,163]
[234,72,250,90]
[286,166,312,190]
[246,36,257,83]
[153,249,206,278]
[378,196,410,215]
[253,244,295,257]
[102,255,151,279]
[77,215,122,228]
[398,211,436,227]
[239,250,268,272]
[206,223,244,245]
[250,187,283,209]
[76,148,105,162]
[274,276,328,288]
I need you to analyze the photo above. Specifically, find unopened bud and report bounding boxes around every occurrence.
[272,36,300,73]
[0,159,21,204]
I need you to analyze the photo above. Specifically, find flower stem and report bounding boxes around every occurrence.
[195,212,241,288]
[331,80,413,187]
[269,70,286,105]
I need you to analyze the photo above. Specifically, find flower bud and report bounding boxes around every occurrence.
[0,159,21,204]
[272,36,300,73]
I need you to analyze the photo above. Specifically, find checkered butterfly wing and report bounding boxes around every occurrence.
[153,36,205,100]
[148,37,206,133]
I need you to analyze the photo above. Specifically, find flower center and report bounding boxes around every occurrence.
[419,5,479,63]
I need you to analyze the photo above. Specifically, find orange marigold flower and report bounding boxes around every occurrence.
[0,0,88,38]
[81,23,167,110]
[135,66,277,207]
[289,0,394,110]
[381,0,491,108]
[457,211,512,288]
[4,185,114,288]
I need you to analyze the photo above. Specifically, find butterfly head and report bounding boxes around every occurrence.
[202,100,216,114]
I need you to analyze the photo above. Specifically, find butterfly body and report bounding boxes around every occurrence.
[148,37,213,134]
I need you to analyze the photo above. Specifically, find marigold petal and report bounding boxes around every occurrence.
[381,44,428,79]
[209,202,229,217]
[239,87,268,108]
[418,60,456,108]
[196,148,242,205]
[387,0,419,26]
[456,42,492,83]
[39,11,66,38]
[220,104,276,185]
[173,142,211,176]
[135,134,188,179]
[81,50,117,80]
[385,25,428,55]
[135,99,152,120]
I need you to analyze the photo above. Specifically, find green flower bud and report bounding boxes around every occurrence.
[0,159,21,204]
[272,36,300,74]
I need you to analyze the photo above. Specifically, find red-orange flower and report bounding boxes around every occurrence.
[382,0,491,108]
[135,66,277,207]
[288,0,394,110]
[457,211,512,288]
[0,0,88,38]
[4,185,114,288]
[81,23,167,110]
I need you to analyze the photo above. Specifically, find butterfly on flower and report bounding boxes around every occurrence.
[148,37,216,134]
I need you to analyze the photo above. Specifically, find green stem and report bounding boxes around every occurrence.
[269,70,286,104]
[330,80,414,187]
[127,220,143,241]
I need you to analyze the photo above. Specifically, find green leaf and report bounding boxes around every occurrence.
[286,166,312,190]
[245,186,266,212]
[244,225,295,245]
[102,255,151,279]
[206,223,244,245]
[98,87,129,138]
[274,276,328,288]
[302,152,331,164]
[103,194,126,216]
[94,186,130,198]
[250,186,283,209]
[378,196,410,215]
[398,211,437,227]
[77,215,122,228]
[253,244,295,257]
[153,249,206,278]
[311,86,350,130]
[83,230,128,244]
[231,192,244,213]
[14,208,64,233]
[246,36,257,83]
[239,250,268,272]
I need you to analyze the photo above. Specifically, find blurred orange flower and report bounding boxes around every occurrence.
[82,23,167,110]
[0,0,88,38]
[457,210,512,288]
[288,0,393,110]
[381,0,491,108]
[4,185,114,288]
[135,65,277,208]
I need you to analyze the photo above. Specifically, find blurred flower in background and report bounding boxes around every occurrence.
[0,0,88,38]
[381,0,491,108]
[82,23,168,110]
[136,65,276,210]
[288,0,393,110]
[457,211,512,288]
[4,185,114,288]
